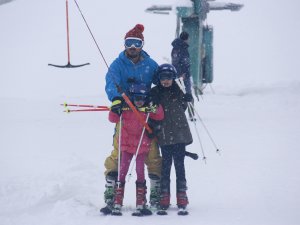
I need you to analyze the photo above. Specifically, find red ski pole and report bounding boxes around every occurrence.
[64,108,110,113]
[66,0,71,64]
[61,103,109,109]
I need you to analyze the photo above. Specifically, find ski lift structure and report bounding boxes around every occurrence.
[48,0,89,68]
[146,0,243,95]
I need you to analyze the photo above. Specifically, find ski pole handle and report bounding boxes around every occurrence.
[175,77,186,94]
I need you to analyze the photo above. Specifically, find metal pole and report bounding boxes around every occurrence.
[66,0,71,64]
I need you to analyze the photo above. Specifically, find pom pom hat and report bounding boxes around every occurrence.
[125,24,145,41]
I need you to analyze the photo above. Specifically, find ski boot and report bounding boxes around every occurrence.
[111,182,125,216]
[132,181,152,216]
[100,172,117,215]
[157,179,171,215]
[156,191,170,215]
[176,180,189,216]
[149,174,160,211]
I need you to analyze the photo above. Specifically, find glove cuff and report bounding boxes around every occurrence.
[112,96,123,102]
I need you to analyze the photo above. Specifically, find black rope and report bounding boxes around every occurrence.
[73,0,109,69]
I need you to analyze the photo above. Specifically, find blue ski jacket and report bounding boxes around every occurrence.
[105,50,158,101]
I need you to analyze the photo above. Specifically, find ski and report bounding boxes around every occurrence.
[132,210,143,217]
[157,209,168,216]
[100,205,112,215]
[111,207,122,216]
[177,208,189,216]
[101,204,158,216]
[132,205,153,216]
[140,207,153,216]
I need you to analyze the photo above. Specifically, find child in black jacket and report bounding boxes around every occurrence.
[149,64,193,215]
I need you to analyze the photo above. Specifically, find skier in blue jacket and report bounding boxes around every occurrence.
[101,24,161,215]
[105,38,158,100]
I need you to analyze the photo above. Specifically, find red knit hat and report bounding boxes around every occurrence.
[124,24,144,41]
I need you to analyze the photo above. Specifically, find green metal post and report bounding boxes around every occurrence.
[145,0,243,96]
[183,0,204,94]
[181,17,202,92]
[202,26,214,83]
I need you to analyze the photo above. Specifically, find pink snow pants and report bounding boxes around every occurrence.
[119,151,146,183]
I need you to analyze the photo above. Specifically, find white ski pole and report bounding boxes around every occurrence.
[117,115,122,186]
[177,78,220,154]
[192,105,220,154]
[175,78,207,163]
[127,113,150,182]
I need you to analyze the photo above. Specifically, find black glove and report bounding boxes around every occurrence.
[110,97,124,115]
[148,93,160,106]
[145,129,156,139]
[182,93,193,102]
[145,121,155,139]
[145,119,161,139]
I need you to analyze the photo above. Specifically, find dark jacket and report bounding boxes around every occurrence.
[150,83,193,147]
[171,38,190,77]
[171,38,191,93]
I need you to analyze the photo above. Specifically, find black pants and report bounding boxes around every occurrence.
[160,143,187,193]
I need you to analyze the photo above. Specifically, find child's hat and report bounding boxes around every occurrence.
[129,83,149,96]
[157,64,177,80]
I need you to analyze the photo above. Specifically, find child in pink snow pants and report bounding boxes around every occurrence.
[108,83,164,216]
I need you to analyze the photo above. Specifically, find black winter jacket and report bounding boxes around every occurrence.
[171,38,190,78]
[149,83,193,147]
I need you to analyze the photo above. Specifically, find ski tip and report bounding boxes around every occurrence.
[157,210,168,216]
[140,208,153,216]
[100,206,112,215]
[132,212,143,217]
[178,211,189,216]
[178,207,189,216]
[111,211,122,216]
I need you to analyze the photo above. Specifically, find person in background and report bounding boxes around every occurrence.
[108,83,164,216]
[171,31,195,121]
[100,24,162,215]
[149,64,193,215]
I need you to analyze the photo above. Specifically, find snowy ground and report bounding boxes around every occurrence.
[1,0,300,225]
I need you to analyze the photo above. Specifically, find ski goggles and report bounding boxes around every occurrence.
[159,72,175,81]
[124,38,144,49]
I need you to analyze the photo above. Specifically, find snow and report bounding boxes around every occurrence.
[1,0,300,225]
